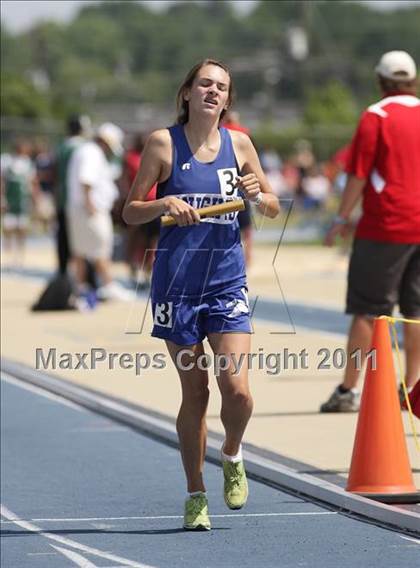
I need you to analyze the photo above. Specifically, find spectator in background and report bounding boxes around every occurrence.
[281,159,300,197]
[120,132,159,288]
[292,139,316,204]
[1,139,39,267]
[54,115,91,275]
[222,110,253,266]
[0,152,12,213]
[325,144,357,261]
[32,138,55,233]
[301,164,330,210]
[67,122,133,301]
[326,144,352,194]
[321,50,420,412]
[222,110,249,135]
[260,145,282,173]
[260,145,289,198]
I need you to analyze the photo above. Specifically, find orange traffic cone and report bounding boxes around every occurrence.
[346,317,419,503]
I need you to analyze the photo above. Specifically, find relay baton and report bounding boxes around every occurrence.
[161,198,245,227]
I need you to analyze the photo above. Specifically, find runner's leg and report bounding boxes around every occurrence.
[166,340,209,493]
[207,332,253,456]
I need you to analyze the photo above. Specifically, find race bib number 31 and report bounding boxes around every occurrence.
[217,168,238,199]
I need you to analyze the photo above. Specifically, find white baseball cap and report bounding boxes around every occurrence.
[96,122,124,155]
[375,51,417,81]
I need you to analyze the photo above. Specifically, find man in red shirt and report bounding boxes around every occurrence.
[321,50,420,412]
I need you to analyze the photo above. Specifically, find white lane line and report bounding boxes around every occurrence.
[399,535,420,544]
[1,511,336,523]
[50,545,100,567]
[68,426,127,433]
[0,504,157,568]
[1,373,86,412]
[27,552,57,556]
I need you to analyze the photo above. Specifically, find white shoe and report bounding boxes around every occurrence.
[320,386,360,413]
[97,282,135,302]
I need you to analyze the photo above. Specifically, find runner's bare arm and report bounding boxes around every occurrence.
[123,129,200,226]
[230,130,281,219]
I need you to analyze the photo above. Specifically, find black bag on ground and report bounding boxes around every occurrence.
[31,273,77,311]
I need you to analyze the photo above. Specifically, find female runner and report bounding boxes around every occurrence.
[124,59,280,531]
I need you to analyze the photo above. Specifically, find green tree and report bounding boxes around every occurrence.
[1,73,50,118]
[1,0,420,119]
[303,80,357,127]
[66,15,127,70]
[24,22,69,82]
[1,23,32,72]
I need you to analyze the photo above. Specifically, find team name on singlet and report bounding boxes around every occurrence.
[177,193,240,224]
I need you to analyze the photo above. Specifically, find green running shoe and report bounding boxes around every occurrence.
[183,494,211,531]
[223,459,248,510]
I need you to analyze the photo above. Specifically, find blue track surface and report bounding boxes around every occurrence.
[1,375,419,568]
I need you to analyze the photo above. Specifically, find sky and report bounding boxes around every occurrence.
[0,1,253,33]
[1,0,419,33]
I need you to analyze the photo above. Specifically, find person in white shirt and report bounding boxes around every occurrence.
[67,122,132,301]
[54,114,91,275]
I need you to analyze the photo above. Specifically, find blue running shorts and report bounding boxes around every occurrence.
[151,287,251,345]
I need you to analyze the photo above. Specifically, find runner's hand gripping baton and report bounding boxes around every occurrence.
[161,198,245,227]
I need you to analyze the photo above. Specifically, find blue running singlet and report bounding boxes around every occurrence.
[150,125,251,344]
[152,125,247,300]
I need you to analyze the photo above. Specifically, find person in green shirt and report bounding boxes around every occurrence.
[1,139,38,267]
